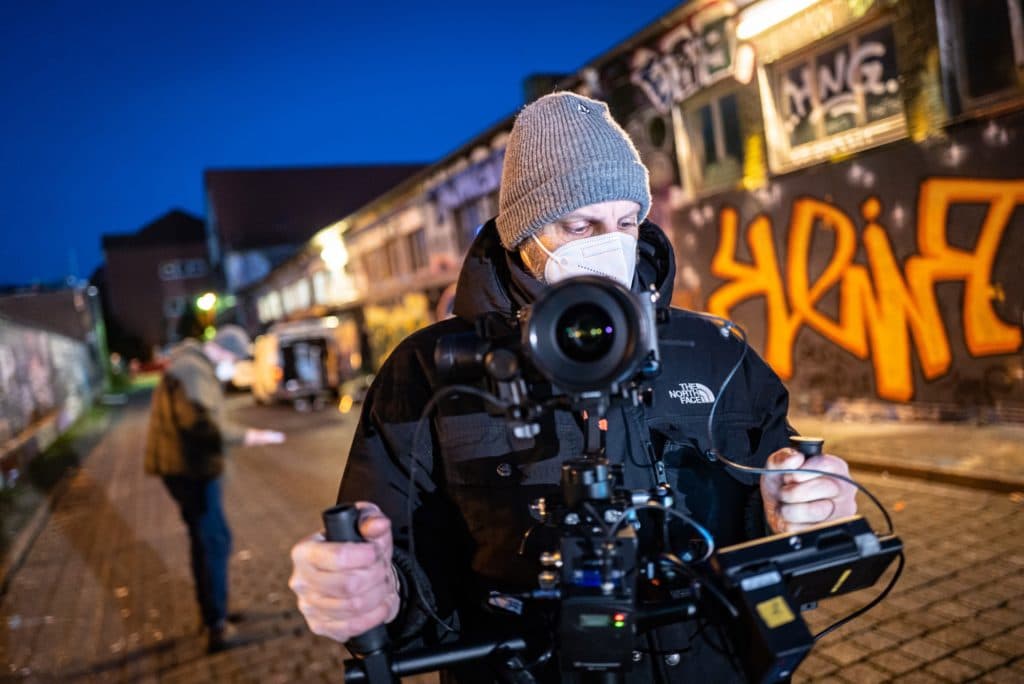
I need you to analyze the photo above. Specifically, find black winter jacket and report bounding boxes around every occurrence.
[337,220,793,682]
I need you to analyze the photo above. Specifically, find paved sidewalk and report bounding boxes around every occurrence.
[0,393,427,683]
[791,414,1024,492]
[0,393,1021,682]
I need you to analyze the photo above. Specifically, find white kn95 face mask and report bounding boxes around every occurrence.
[532,231,638,288]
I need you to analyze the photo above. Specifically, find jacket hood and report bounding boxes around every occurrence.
[452,218,676,324]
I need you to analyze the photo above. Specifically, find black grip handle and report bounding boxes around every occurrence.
[789,436,824,457]
[322,504,393,663]
[323,504,364,542]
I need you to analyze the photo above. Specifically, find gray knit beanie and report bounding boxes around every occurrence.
[496,92,651,251]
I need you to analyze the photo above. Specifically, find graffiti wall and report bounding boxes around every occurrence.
[672,111,1024,411]
[0,317,103,484]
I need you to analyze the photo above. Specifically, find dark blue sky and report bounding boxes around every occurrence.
[1,0,681,286]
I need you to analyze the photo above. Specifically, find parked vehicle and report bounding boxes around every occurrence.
[230,358,254,390]
[251,315,367,410]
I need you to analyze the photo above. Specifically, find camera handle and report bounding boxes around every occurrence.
[789,436,824,457]
[323,504,398,684]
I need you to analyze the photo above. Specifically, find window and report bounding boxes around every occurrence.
[281,279,311,314]
[158,258,208,281]
[312,270,328,304]
[362,250,391,281]
[453,191,498,252]
[406,229,428,272]
[778,23,901,147]
[183,259,207,278]
[386,239,405,278]
[259,291,283,322]
[159,262,179,281]
[766,20,906,170]
[682,92,744,193]
[952,0,1024,102]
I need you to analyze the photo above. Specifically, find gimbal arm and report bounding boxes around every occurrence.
[342,636,530,683]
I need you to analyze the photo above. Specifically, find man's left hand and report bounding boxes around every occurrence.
[761,448,858,534]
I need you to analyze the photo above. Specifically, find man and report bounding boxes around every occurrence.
[145,324,284,652]
[289,93,857,680]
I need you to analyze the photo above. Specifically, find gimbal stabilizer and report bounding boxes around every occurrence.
[325,279,902,682]
[324,437,902,683]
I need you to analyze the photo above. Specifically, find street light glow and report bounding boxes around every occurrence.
[319,231,348,271]
[196,292,218,311]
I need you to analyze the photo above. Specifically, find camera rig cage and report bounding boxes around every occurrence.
[327,277,904,683]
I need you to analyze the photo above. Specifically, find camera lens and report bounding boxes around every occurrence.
[556,303,615,363]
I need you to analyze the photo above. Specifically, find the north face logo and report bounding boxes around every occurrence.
[668,382,715,404]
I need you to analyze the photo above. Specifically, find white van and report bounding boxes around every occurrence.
[251,315,367,410]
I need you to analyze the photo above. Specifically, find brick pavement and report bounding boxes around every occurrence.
[0,393,430,683]
[794,474,1024,683]
[1,393,1022,682]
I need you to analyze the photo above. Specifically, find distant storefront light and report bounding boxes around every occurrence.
[319,231,349,271]
[736,0,819,40]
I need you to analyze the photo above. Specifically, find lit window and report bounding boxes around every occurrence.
[312,270,328,304]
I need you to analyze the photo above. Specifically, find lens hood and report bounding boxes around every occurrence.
[524,276,650,394]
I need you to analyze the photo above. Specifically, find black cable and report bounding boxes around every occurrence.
[713,451,895,536]
[679,309,903,644]
[658,552,739,619]
[813,551,905,641]
[682,310,896,536]
[405,383,512,635]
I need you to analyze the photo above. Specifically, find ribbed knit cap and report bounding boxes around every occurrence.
[496,92,651,251]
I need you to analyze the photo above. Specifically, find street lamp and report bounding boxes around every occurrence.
[196,292,218,312]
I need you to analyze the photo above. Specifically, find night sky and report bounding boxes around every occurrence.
[0,0,681,287]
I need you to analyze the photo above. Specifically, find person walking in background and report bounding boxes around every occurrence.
[145,324,285,652]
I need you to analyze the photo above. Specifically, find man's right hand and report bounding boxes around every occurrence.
[244,428,286,446]
[288,503,400,642]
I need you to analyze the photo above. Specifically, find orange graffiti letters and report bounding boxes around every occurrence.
[708,178,1022,401]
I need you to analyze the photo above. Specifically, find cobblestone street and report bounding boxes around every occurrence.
[1,394,1022,682]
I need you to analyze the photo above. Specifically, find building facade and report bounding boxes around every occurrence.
[246,0,1024,418]
[204,165,426,301]
[101,210,217,359]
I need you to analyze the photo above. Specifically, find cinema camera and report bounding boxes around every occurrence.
[434,275,662,431]
[325,277,904,683]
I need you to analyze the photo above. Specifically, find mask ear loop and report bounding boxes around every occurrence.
[530,234,566,266]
